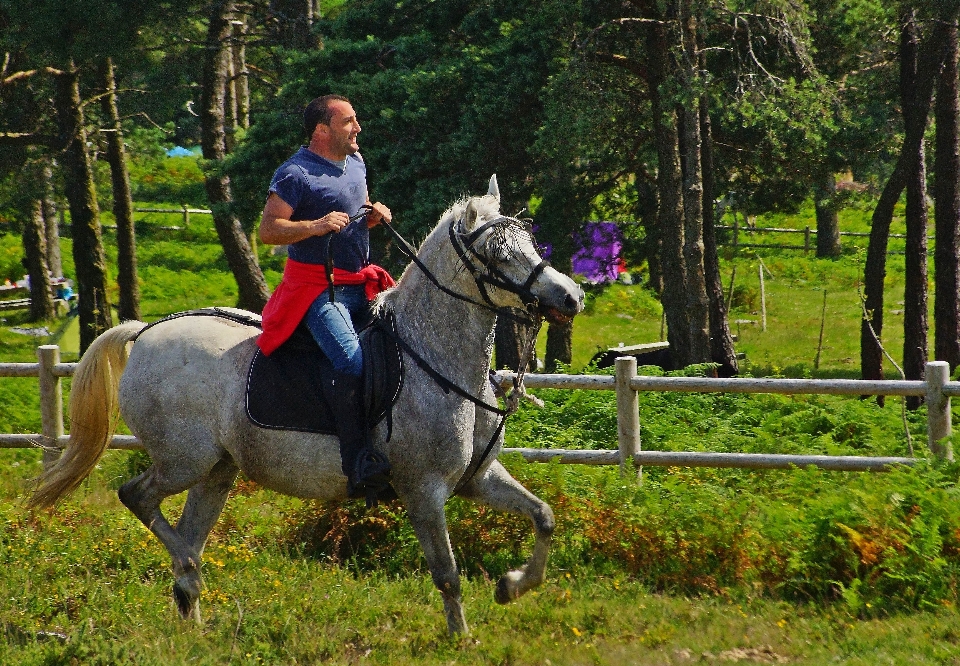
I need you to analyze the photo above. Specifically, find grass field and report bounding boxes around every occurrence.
[1,199,959,664]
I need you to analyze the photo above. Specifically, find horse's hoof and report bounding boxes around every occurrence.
[494,575,517,604]
[173,575,202,622]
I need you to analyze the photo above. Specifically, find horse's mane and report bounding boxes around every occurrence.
[372,194,500,316]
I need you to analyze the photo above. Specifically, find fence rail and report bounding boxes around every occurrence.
[1,346,951,473]
[76,207,214,233]
[715,222,932,254]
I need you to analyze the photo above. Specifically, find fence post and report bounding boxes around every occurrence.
[182,204,190,228]
[759,263,767,331]
[615,356,641,478]
[37,344,64,468]
[804,226,811,252]
[732,217,739,250]
[926,361,954,461]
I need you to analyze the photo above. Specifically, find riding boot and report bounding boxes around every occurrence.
[321,371,392,507]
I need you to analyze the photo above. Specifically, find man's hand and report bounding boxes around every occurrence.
[316,211,350,234]
[365,201,392,228]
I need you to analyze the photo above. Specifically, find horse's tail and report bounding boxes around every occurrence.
[28,320,147,510]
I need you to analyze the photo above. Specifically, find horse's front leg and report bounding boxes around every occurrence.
[458,460,555,603]
[404,482,469,634]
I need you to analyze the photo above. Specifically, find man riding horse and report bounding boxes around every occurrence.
[257,94,395,501]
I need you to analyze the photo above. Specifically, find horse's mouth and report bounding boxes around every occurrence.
[541,306,574,326]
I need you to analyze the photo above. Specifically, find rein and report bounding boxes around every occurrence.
[376,315,541,495]
[374,210,548,493]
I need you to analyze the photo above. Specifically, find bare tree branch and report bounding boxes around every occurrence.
[590,52,648,78]
[0,131,54,147]
[578,17,670,53]
[2,68,39,86]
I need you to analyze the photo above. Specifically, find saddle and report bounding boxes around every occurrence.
[245,315,404,437]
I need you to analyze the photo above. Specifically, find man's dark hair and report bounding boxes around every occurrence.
[303,94,351,137]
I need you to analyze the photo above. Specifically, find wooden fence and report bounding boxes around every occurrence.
[716,221,930,253]
[1,347,953,472]
[73,207,214,234]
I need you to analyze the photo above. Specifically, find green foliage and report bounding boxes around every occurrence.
[718,78,839,214]
[128,157,206,207]
[0,233,26,283]
[228,0,578,258]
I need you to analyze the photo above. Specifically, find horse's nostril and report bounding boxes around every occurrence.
[564,294,577,310]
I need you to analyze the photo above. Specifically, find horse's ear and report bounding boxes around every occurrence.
[487,174,500,202]
[463,198,480,232]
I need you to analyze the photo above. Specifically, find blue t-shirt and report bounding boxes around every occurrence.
[269,147,370,271]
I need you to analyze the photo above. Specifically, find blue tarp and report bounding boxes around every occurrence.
[165,146,199,157]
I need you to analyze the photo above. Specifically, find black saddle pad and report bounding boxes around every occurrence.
[245,317,404,435]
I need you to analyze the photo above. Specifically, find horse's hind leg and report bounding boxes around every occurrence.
[176,456,239,555]
[172,456,239,618]
[118,456,224,623]
[458,460,555,604]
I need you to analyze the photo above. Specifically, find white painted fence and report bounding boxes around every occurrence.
[0,347,953,471]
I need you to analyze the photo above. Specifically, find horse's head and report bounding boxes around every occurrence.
[450,175,584,325]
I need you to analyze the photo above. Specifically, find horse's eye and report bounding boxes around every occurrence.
[489,241,511,261]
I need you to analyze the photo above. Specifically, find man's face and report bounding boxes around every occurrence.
[321,100,361,156]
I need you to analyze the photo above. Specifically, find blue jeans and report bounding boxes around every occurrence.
[304,285,369,377]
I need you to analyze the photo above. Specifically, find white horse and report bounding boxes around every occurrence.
[29,176,583,634]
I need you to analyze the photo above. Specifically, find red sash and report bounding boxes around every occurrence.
[257,258,395,356]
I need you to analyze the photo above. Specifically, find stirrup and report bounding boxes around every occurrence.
[348,448,392,508]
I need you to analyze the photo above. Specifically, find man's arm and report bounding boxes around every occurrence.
[259,193,350,245]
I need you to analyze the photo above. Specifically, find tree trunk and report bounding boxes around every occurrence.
[544,320,572,371]
[700,92,738,377]
[861,15,950,397]
[902,137,928,409]
[495,316,529,370]
[24,196,55,321]
[860,157,904,398]
[224,27,239,153]
[901,11,934,409]
[233,16,250,129]
[52,64,112,352]
[267,0,316,49]
[99,57,141,322]
[647,20,689,368]
[40,160,62,278]
[679,4,711,365]
[935,22,960,371]
[637,176,663,294]
[814,170,842,257]
[201,0,270,313]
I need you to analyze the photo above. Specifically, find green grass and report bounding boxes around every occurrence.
[2,445,959,665]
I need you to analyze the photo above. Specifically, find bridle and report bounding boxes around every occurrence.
[447,215,551,318]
